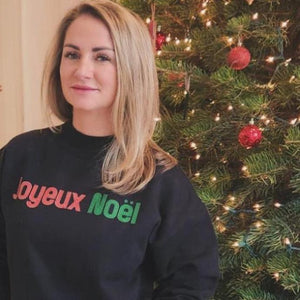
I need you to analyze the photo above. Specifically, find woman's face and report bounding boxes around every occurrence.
[60,14,117,119]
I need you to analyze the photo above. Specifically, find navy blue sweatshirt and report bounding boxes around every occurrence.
[0,122,219,300]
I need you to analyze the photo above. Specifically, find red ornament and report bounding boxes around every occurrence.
[156,26,166,51]
[227,46,251,70]
[238,124,262,149]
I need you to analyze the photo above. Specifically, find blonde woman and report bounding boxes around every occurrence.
[0,1,219,299]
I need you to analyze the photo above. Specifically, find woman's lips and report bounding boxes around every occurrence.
[71,85,99,92]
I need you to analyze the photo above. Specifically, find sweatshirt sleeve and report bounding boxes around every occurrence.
[149,167,219,300]
[0,148,10,299]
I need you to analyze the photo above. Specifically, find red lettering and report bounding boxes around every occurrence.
[42,187,58,206]
[67,193,86,212]
[27,184,47,208]
[55,190,70,209]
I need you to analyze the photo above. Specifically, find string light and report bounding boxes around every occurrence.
[273,272,280,281]
[195,154,201,160]
[289,118,297,125]
[227,104,233,111]
[202,0,208,8]
[211,176,217,182]
[253,203,261,211]
[241,165,248,172]
[194,172,200,177]
[254,221,263,228]
[157,50,162,56]
[280,20,289,28]
[175,37,180,45]
[274,202,282,208]
[215,113,221,121]
[266,56,275,63]
[166,34,171,42]
[284,58,291,66]
[252,13,259,20]
[200,9,207,15]
[289,75,296,83]
[154,117,161,122]
[190,142,197,149]
[224,1,230,5]
[146,17,151,24]
[206,20,212,27]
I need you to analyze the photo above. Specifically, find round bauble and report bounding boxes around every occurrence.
[227,46,251,70]
[238,124,262,149]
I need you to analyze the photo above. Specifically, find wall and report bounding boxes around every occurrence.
[0,0,80,147]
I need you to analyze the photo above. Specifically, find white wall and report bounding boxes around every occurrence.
[0,0,80,147]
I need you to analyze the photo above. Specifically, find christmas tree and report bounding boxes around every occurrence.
[121,0,300,299]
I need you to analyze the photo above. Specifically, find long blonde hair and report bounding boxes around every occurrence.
[42,0,177,194]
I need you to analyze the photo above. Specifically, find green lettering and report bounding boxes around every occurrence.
[87,193,107,215]
[103,199,119,219]
[131,202,141,224]
[117,202,133,223]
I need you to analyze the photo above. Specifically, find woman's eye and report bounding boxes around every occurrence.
[64,52,79,60]
[96,54,111,62]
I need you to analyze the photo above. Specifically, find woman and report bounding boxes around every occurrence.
[0,1,219,299]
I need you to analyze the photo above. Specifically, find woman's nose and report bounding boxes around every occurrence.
[74,57,93,79]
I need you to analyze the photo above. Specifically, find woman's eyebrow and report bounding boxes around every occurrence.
[63,43,115,52]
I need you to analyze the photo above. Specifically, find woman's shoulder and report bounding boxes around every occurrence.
[3,125,62,151]
[1,126,63,158]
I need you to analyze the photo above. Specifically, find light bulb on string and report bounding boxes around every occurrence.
[166,34,171,42]
[227,104,233,111]
[206,20,212,27]
[273,272,280,281]
[289,75,296,83]
[190,142,197,149]
[284,58,291,66]
[252,13,259,20]
[274,202,282,208]
[280,20,289,28]
[215,113,221,121]
[266,56,275,63]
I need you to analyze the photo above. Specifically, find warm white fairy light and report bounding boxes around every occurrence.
[255,221,263,228]
[280,20,289,28]
[175,38,180,45]
[229,195,236,201]
[202,0,208,8]
[232,241,240,247]
[195,154,201,160]
[273,272,280,281]
[146,17,151,24]
[284,58,292,66]
[253,203,261,211]
[206,20,212,27]
[200,9,207,15]
[166,34,171,42]
[216,216,220,221]
[184,46,191,51]
[215,113,221,121]
[224,1,230,5]
[284,237,291,245]
[290,118,297,125]
[191,109,195,115]
[266,56,275,63]
[274,202,282,208]
[190,142,197,149]
[154,117,161,122]
[224,205,230,211]
[247,0,254,4]
[252,13,259,20]
[157,50,162,56]
[241,165,248,172]
[194,172,200,177]
[289,75,296,83]
[227,104,233,111]
[211,176,217,182]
